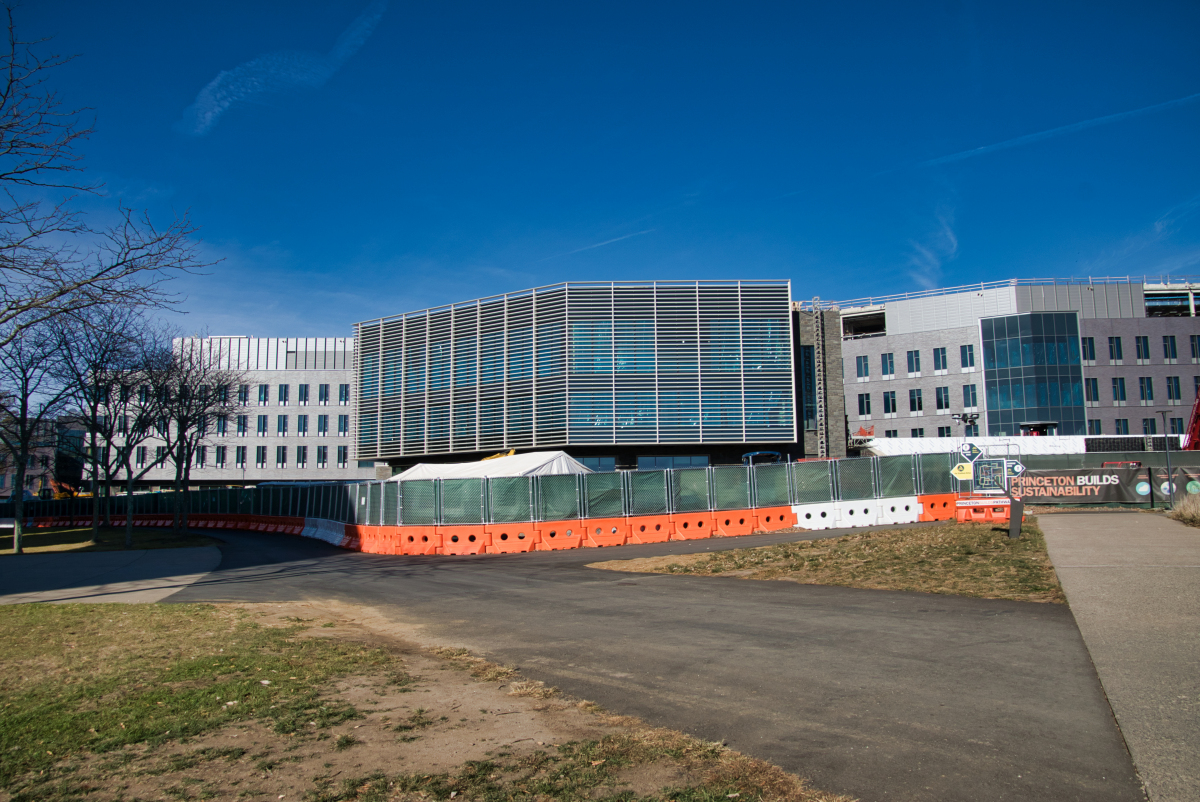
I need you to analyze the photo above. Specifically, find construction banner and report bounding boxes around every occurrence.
[1012,468,1200,504]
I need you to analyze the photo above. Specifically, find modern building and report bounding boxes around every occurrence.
[354,281,799,470]
[133,337,376,488]
[822,277,1199,440]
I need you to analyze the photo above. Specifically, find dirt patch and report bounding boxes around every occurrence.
[0,525,219,555]
[587,553,713,574]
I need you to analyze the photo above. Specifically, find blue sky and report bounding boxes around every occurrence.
[26,0,1200,337]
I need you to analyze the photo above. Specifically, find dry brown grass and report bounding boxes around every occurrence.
[593,519,1065,604]
[1168,492,1200,527]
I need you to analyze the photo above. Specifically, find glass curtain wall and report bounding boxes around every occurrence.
[356,282,795,459]
[981,312,1085,435]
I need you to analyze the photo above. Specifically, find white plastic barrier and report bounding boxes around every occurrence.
[879,496,920,525]
[834,499,880,528]
[792,502,839,530]
[301,517,350,547]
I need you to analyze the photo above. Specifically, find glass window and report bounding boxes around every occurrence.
[881,353,895,376]
[297,415,308,436]
[884,430,898,438]
[297,384,309,404]
[906,350,921,373]
[937,426,952,437]
[855,355,869,378]
[296,445,307,467]
[857,393,871,415]
[1085,378,1099,402]
[319,384,330,404]
[1167,376,1181,401]
[507,327,534,380]
[254,446,266,467]
[1087,419,1102,435]
[1192,335,1200,360]
[275,445,287,467]
[1142,418,1157,435]
[1112,377,1126,402]
[277,415,288,436]
[337,445,348,467]
[962,384,977,408]
[1135,336,1150,360]
[883,391,896,414]
[316,445,328,467]
[571,322,613,374]
[618,321,657,373]
[237,384,249,404]
[1170,417,1185,435]
[318,414,329,435]
[258,384,269,404]
[235,445,246,467]
[215,445,226,467]
[1109,337,1123,361]
[909,388,923,412]
[1164,336,1178,360]
[579,456,617,472]
[960,344,975,368]
[429,341,452,389]
[339,384,350,404]
[1081,337,1095,361]
[1114,419,1129,435]
[935,386,950,410]
[910,428,924,437]
[257,415,268,436]
[338,414,349,436]
[964,423,979,437]
[1138,377,1154,402]
[933,347,947,371]
[277,384,289,405]
[215,416,227,435]
[136,446,147,467]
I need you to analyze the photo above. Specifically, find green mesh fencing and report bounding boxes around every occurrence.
[918,452,955,494]
[489,476,532,523]
[584,472,624,518]
[790,461,832,503]
[400,480,437,525]
[711,466,751,510]
[753,464,791,507]
[366,483,381,525]
[538,474,581,520]
[836,458,876,500]
[671,469,711,512]
[877,455,915,498]
[382,483,399,525]
[442,478,484,524]
[627,471,668,515]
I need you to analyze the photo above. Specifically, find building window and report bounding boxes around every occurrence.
[1135,336,1151,363]
[1085,378,1099,404]
[276,445,287,467]
[1114,419,1129,435]
[317,414,329,436]
[215,446,226,468]
[964,422,979,437]
[237,414,248,436]
[881,352,895,377]
[318,384,330,404]
[156,446,167,464]
[960,344,975,369]
[1087,419,1102,435]
[336,445,348,468]
[297,414,309,436]
[1167,376,1182,403]
[236,446,247,468]
[278,384,289,405]
[906,350,921,374]
[277,415,289,436]
[1162,335,1178,362]
[257,415,268,436]
[1142,418,1157,435]
[258,384,269,405]
[1138,377,1154,404]
[1170,417,1185,435]
[855,355,869,379]
[339,384,350,405]
[1081,337,1096,363]
[937,426,952,437]
[195,446,207,468]
[338,415,349,436]
[933,347,947,372]
[1192,335,1200,361]
[884,430,898,438]
[935,386,950,411]
[238,384,249,404]
[857,393,871,416]
[1112,377,1126,404]
[254,446,267,468]
[1109,337,1123,362]
[962,384,977,408]
[215,415,227,435]
[910,428,925,438]
[580,456,617,471]
[296,445,307,468]
[136,446,147,467]
[908,388,923,412]
[316,445,328,467]
[883,390,897,414]
[298,384,309,405]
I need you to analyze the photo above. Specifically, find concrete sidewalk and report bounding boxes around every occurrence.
[1040,512,1200,802]
[0,547,222,604]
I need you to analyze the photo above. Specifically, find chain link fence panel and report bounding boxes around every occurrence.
[670,469,711,512]
[627,471,669,516]
[836,458,876,500]
[918,452,955,494]
[584,472,624,518]
[790,461,832,504]
[877,455,916,498]
[753,464,791,507]
[538,475,581,521]
[441,478,484,524]
[711,466,751,510]
[399,480,437,525]
[488,476,532,523]
[366,483,381,525]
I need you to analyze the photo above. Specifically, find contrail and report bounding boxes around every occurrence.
[539,229,655,262]
[177,0,389,137]
[913,90,1200,169]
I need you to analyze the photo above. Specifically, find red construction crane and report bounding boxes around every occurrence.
[1184,392,1200,450]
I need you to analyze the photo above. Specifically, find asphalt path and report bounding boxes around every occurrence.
[168,527,1143,802]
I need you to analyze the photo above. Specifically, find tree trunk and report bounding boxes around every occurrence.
[12,462,25,554]
[89,430,100,543]
[125,469,136,549]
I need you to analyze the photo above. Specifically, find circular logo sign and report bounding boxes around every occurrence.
[1135,481,1151,496]
[1161,482,1175,496]
[1188,480,1200,495]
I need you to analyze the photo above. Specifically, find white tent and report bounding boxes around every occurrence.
[388,450,593,481]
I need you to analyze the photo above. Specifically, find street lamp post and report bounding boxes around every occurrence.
[1157,410,1174,510]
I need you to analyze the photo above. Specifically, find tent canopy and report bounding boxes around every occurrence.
[388,451,593,481]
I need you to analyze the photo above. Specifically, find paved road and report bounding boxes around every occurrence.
[0,547,221,604]
[1041,513,1198,802]
[165,526,1142,802]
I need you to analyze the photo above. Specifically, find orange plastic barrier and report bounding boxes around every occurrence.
[537,520,584,550]
[753,506,797,532]
[955,498,1013,524]
[440,525,490,555]
[668,512,716,540]
[578,518,628,548]
[627,516,670,544]
[918,494,958,521]
[399,527,440,555]
[713,510,756,537]
[488,523,540,552]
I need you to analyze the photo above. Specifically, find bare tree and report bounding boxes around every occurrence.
[0,322,71,553]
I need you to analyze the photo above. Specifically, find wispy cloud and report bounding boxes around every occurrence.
[176,0,389,137]
[906,210,958,290]
[885,90,1200,172]
[538,229,655,262]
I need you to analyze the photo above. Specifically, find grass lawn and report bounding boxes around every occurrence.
[0,603,852,802]
[591,518,1065,604]
[0,526,220,555]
